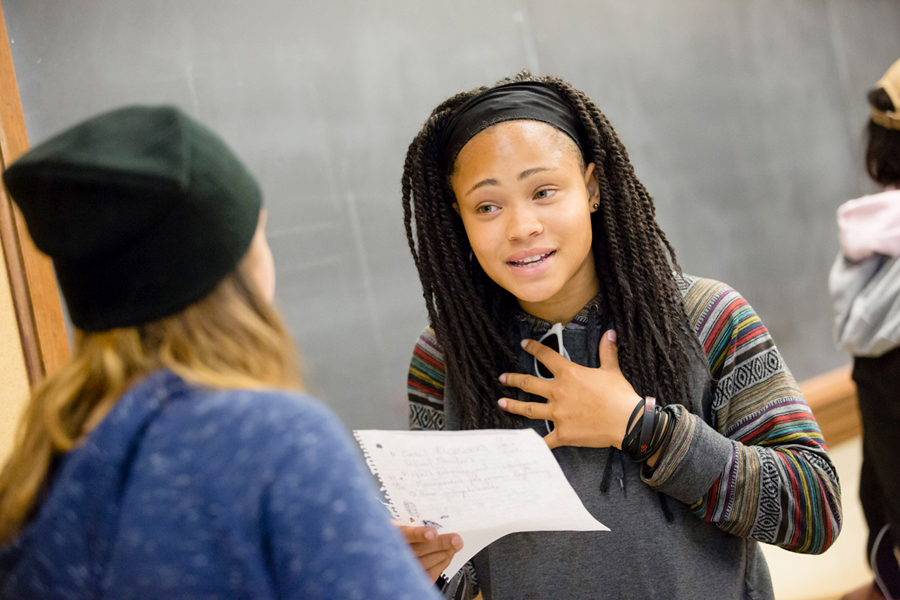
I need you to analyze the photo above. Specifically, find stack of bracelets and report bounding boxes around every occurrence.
[621,396,676,464]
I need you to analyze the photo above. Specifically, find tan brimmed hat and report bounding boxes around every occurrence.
[872,57,900,131]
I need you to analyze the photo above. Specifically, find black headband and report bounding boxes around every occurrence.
[440,81,586,170]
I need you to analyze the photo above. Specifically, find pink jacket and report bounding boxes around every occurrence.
[838,187,900,261]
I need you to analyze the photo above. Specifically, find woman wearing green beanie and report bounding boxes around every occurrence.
[0,106,444,600]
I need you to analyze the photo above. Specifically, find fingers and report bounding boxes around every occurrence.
[418,537,461,568]
[400,528,462,556]
[598,329,619,371]
[424,554,454,582]
[498,397,553,421]
[420,547,455,571]
[499,371,553,398]
[396,524,438,544]
[519,338,569,375]
[406,532,463,583]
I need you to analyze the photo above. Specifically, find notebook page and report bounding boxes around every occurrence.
[354,428,608,580]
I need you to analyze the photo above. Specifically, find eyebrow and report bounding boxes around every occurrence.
[518,167,552,180]
[463,167,554,197]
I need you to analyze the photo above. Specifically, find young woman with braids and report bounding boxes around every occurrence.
[0,106,441,600]
[400,73,842,599]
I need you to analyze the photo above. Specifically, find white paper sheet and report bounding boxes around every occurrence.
[353,428,608,581]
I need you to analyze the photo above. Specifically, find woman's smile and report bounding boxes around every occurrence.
[506,248,556,275]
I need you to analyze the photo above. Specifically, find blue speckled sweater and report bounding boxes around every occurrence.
[0,370,440,600]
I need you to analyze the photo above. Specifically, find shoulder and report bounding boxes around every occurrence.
[677,274,761,332]
[160,385,351,462]
[676,275,770,372]
[677,274,745,317]
[183,385,339,426]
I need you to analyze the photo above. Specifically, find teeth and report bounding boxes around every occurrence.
[513,252,550,266]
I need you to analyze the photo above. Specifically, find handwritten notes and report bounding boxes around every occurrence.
[353,428,608,581]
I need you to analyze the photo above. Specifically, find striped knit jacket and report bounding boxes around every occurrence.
[408,276,842,598]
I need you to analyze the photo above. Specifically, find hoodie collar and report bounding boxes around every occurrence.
[515,293,603,334]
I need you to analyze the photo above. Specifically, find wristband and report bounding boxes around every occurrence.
[621,397,674,463]
[639,396,656,455]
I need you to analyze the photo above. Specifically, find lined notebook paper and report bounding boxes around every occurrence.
[353,428,608,581]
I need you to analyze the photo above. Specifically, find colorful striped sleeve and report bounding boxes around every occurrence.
[643,276,842,554]
[407,328,480,599]
[408,327,447,432]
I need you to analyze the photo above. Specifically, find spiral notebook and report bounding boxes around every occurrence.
[353,428,608,581]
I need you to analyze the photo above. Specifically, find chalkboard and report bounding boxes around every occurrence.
[4,0,900,429]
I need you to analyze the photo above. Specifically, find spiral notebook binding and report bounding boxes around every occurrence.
[353,432,400,520]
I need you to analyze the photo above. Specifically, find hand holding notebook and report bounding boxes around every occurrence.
[354,428,609,581]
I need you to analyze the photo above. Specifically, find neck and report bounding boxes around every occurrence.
[517,256,600,325]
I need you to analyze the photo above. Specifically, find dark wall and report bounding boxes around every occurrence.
[4,0,900,429]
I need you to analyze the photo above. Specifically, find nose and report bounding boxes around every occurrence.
[505,205,542,241]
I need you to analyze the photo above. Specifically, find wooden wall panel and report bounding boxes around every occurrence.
[0,230,30,462]
[801,365,861,448]
[0,0,69,388]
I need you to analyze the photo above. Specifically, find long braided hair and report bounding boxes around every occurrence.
[402,72,702,431]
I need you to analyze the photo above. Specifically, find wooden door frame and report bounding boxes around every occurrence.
[0,0,69,384]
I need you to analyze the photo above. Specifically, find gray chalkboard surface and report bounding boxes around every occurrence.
[4,0,900,429]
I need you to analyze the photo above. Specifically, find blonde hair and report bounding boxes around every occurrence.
[0,262,302,544]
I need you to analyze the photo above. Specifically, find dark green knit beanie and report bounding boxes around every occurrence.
[1,105,262,332]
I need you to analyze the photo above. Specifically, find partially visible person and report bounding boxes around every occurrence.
[831,57,900,600]
[0,106,442,600]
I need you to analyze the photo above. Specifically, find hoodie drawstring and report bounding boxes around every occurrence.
[588,308,629,498]
[599,451,613,493]
[587,306,672,522]
[658,492,675,523]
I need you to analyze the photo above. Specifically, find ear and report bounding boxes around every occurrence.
[584,163,600,211]
[452,202,461,216]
